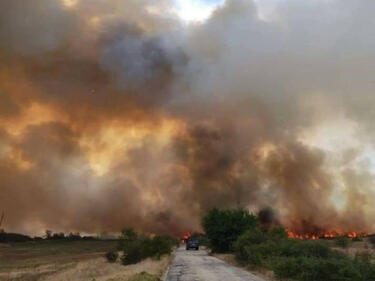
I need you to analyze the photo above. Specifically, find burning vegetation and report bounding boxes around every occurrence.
[286,230,369,240]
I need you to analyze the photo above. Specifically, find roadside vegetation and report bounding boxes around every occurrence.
[203,208,375,281]
[369,235,375,247]
[107,228,177,266]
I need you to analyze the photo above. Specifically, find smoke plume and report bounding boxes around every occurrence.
[1,0,375,236]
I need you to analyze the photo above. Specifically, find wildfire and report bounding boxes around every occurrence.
[287,230,368,240]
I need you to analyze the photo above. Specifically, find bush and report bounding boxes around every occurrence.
[149,236,173,259]
[274,257,362,281]
[105,251,119,263]
[352,237,363,242]
[236,235,375,281]
[278,240,331,258]
[235,228,332,267]
[368,236,375,247]
[119,229,174,265]
[118,228,138,251]
[335,236,350,248]
[237,228,268,245]
[238,241,279,266]
[202,208,257,253]
[121,239,145,265]
[267,227,288,241]
[234,228,269,263]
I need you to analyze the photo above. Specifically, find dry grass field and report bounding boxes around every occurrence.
[0,240,171,281]
[330,237,375,259]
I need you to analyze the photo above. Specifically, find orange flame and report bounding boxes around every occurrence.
[182,232,191,241]
[286,230,367,240]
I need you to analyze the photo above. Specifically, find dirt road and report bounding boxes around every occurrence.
[165,247,265,281]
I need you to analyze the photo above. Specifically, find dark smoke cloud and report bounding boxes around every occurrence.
[0,0,375,236]
[0,0,76,56]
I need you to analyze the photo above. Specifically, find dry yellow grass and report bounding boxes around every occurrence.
[0,240,172,281]
[329,237,375,261]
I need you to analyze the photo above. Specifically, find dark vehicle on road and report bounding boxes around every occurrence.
[186,239,199,250]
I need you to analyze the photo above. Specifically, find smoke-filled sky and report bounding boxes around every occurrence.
[1,0,375,236]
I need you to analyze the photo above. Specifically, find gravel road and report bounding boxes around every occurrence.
[165,246,265,281]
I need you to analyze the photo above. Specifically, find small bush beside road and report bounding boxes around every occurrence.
[105,251,119,263]
[369,235,375,248]
[118,228,176,265]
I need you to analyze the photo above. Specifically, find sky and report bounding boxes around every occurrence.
[173,0,225,22]
[1,0,375,236]
[173,0,278,22]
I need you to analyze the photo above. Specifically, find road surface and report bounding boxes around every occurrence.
[165,246,265,281]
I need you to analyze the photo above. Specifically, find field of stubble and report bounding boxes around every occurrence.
[0,240,170,281]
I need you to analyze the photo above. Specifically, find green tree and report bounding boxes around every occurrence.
[45,230,52,239]
[202,208,257,253]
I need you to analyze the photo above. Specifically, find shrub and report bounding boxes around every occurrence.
[352,237,363,242]
[202,208,257,252]
[274,257,362,281]
[335,236,350,248]
[240,241,279,266]
[149,236,173,259]
[361,262,375,281]
[118,228,138,251]
[234,228,268,263]
[119,230,174,265]
[278,240,331,258]
[368,235,375,247]
[238,228,268,245]
[121,240,145,265]
[234,227,294,266]
[267,227,288,241]
[105,251,119,263]
[273,257,303,280]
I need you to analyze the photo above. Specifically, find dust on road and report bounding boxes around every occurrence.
[165,246,265,281]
